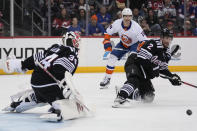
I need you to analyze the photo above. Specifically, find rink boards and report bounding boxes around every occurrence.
[0,37,196,74]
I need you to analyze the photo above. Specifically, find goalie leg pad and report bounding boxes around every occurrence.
[3,89,46,113]
[15,102,46,113]
[56,99,88,120]
[40,99,88,122]
[15,92,46,112]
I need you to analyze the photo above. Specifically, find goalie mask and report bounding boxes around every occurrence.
[62,32,81,49]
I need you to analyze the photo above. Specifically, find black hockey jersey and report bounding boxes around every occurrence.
[21,44,79,87]
[136,39,172,79]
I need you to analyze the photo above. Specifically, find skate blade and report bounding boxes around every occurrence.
[40,114,62,122]
[2,106,15,112]
[112,101,131,108]
[100,85,109,89]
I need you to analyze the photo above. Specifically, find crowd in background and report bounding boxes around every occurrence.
[0,0,197,36]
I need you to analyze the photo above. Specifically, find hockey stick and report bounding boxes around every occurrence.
[113,47,129,51]
[114,44,180,53]
[159,74,197,88]
[35,61,91,112]
[171,45,180,56]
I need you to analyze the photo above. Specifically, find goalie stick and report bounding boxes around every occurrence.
[159,74,197,88]
[35,61,92,113]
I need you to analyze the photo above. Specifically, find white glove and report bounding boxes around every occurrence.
[4,58,24,73]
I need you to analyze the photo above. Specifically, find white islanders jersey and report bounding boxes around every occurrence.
[106,19,147,47]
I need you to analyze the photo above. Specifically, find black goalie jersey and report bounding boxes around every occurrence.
[136,39,172,79]
[21,44,79,87]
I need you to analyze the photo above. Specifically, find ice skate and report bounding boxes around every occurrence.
[100,77,110,89]
[112,95,130,108]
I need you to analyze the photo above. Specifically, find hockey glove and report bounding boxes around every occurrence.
[4,56,25,73]
[103,40,112,52]
[169,74,182,86]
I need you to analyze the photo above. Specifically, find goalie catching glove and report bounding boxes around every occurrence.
[169,74,182,86]
[4,56,26,73]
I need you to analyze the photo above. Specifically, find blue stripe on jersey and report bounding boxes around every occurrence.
[121,21,132,30]
[104,43,112,49]
[107,65,114,70]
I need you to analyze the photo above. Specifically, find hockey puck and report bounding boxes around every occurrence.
[186,109,192,115]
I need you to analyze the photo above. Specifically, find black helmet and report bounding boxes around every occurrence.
[161,28,173,38]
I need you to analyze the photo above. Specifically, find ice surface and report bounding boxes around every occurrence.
[0,72,197,131]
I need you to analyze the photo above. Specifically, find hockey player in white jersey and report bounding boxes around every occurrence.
[100,8,147,89]
[2,32,89,122]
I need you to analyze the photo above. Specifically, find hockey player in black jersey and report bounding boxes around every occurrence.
[113,28,182,107]
[2,32,88,121]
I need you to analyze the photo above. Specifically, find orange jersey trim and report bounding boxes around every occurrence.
[106,69,114,74]
[104,34,111,41]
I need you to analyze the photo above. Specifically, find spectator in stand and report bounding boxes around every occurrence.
[140,19,151,36]
[67,17,82,35]
[178,1,195,20]
[146,9,161,36]
[95,0,115,13]
[147,0,164,13]
[114,10,122,20]
[116,0,130,9]
[139,3,148,18]
[195,4,197,19]
[166,21,176,36]
[88,15,105,36]
[194,20,197,36]
[96,6,112,29]
[132,8,143,24]
[40,0,59,20]
[77,0,90,12]
[129,0,146,10]
[177,1,196,28]
[178,20,194,36]
[89,2,97,17]
[78,7,87,36]
[52,8,71,36]
[0,22,4,36]
[158,0,177,24]
[62,0,78,17]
